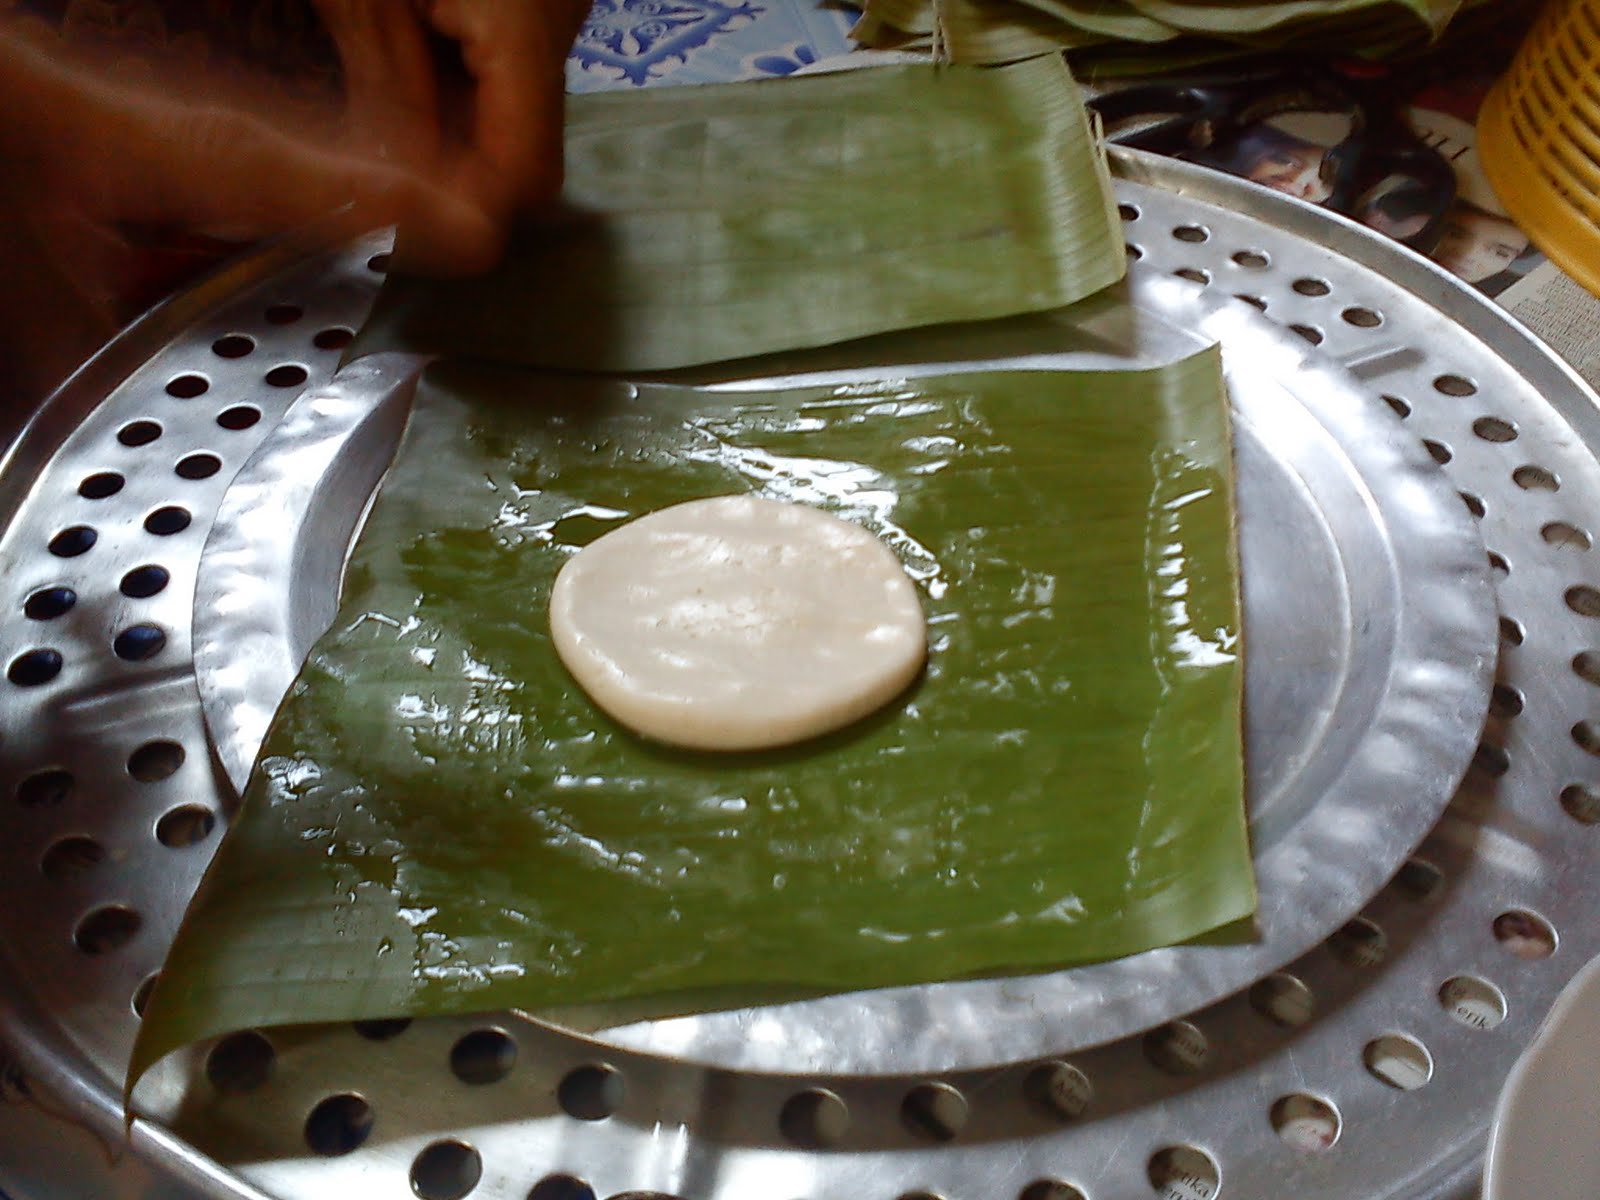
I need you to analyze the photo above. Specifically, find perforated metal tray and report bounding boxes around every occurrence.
[3,151,1598,1200]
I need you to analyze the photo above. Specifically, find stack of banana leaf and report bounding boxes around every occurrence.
[852,0,1513,73]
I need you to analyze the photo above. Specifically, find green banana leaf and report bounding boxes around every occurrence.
[1018,0,1182,42]
[351,58,1126,372]
[937,0,1109,60]
[852,0,938,34]
[855,0,1178,47]
[852,0,1111,61]
[1121,0,1458,37]
[937,0,1109,59]
[836,13,908,51]
[854,0,1483,62]
[131,346,1254,1095]
[1071,38,1263,80]
[845,12,937,53]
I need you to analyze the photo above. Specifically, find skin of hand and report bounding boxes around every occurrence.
[313,0,592,251]
[0,3,587,408]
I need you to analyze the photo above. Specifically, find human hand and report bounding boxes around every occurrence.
[314,0,592,254]
[0,6,585,406]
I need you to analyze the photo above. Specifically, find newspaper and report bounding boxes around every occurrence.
[1500,263,1600,393]
[1091,51,1545,300]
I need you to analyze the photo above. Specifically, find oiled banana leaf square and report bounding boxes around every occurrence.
[133,347,1255,1085]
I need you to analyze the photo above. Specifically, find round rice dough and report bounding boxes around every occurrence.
[549,495,927,751]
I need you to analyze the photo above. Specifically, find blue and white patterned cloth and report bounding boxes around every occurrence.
[567,0,858,93]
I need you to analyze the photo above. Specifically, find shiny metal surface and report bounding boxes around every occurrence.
[2,151,1598,1200]
[193,270,1494,1077]
[197,350,423,795]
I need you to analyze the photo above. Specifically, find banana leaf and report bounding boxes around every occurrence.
[936,0,1108,60]
[853,0,938,34]
[855,0,1486,63]
[350,58,1126,372]
[131,346,1254,1094]
[846,13,937,52]
[936,0,1108,59]
[1072,38,1263,80]
[1122,0,1459,37]
[854,0,1110,60]
[1017,0,1182,42]
[857,0,1178,47]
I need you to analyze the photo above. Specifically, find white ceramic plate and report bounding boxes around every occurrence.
[1485,951,1600,1200]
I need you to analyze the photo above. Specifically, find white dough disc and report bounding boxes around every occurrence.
[549,495,927,751]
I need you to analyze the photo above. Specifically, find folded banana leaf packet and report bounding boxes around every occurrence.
[129,60,1255,1095]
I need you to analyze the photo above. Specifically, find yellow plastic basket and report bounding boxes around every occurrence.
[1480,0,1600,297]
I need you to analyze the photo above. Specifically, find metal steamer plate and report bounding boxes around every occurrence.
[0,151,1593,1200]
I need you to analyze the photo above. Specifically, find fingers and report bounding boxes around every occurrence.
[425,0,589,216]
[312,0,441,170]
[115,99,505,276]
[2,3,588,288]
[307,0,589,261]
[27,26,505,278]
